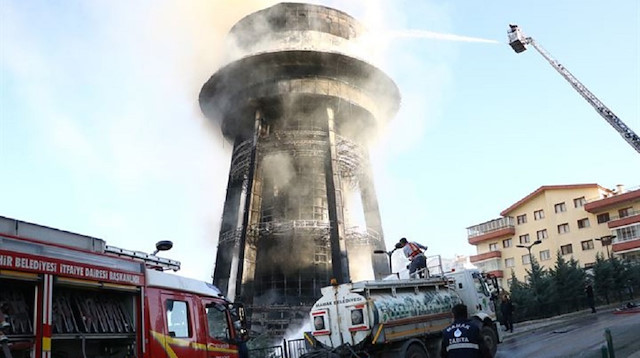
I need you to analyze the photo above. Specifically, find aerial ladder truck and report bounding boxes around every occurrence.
[507,24,640,154]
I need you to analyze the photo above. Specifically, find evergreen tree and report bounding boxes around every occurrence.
[566,257,587,310]
[526,257,554,319]
[593,253,614,304]
[627,261,640,300]
[508,270,532,321]
[549,252,585,313]
[610,257,630,301]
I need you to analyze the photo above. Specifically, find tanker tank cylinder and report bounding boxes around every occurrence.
[309,279,460,348]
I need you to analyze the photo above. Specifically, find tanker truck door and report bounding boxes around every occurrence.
[471,272,492,314]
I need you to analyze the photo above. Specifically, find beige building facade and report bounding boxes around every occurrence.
[468,184,640,286]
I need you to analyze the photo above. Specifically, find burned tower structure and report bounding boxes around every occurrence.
[199,3,400,336]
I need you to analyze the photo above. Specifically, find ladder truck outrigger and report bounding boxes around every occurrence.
[507,24,640,154]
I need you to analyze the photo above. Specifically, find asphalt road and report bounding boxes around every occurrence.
[496,311,640,357]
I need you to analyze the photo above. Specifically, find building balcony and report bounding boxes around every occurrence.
[607,211,640,229]
[612,238,640,254]
[471,256,501,276]
[468,227,515,245]
[486,269,504,278]
[612,223,640,254]
[467,217,515,245]
[470,250,502,263]
[584,188,640,213]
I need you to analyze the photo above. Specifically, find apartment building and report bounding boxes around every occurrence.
[584,186,640,262]
[467,184,640,286]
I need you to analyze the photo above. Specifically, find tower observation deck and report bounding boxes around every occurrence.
[199,2,400,339]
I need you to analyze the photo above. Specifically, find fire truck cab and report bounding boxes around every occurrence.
[0,216,246,358]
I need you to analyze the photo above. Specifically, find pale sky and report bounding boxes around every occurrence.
[1,0,638,282]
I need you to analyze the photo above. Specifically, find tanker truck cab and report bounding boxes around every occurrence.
[306,269,501,358]
[446,270,494,318]
[445,269,502,353]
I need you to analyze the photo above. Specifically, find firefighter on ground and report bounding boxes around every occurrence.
[441,304,492,358]
[396,237,428,278]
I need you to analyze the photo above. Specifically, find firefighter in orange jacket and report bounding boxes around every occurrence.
[396,237,428,278]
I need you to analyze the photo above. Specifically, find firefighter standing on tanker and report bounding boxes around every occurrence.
[396,237,427,278]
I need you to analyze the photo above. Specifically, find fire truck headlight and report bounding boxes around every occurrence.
[351,309,363,325]
[314,316,325,331]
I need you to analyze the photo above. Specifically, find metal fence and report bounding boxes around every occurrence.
[248,338,310,358]
[249,345,284,358]
[287,338,309,358]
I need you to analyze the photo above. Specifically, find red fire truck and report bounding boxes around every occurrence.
[0,215,247,358]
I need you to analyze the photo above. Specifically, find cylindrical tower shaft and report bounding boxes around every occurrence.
[200,2,400,339]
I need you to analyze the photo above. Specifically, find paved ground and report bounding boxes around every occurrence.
[496,303,640,357]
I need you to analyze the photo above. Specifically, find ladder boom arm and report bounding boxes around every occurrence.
[528,39,640,153]
[508,24,640,154]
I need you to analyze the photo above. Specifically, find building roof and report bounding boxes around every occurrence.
[584,187,640,213]
[500,184,604,216]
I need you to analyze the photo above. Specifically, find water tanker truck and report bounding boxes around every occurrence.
[302,267,501,358]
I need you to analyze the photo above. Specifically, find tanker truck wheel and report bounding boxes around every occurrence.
[405,344,428,358]
[480,326,498,356]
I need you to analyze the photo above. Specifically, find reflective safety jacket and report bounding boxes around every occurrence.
[403,242,426,261]
[440,319,491,358]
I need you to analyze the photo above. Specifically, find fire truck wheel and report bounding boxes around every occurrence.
[405,343,428,358]
[480,325,498,356]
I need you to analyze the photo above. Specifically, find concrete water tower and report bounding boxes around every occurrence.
[199,2,400,338]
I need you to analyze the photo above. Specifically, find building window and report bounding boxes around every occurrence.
[519,234,530,244]
[561,244,573,255]
[540,250,551,261]
[507,278,513,286]
[577,218,590,229]
[522,254,531,265]
[557,223,570,234]
[573,196,586,208]
[616,225,639,241]
[166,300,191,338]
[534,210,545,220]
[489,243,498,251]
[555,202,567,213]
[505,258,515,268]
[517,214,527,225]
[537,229,548,240]
[619,207,633,218]
[503,238,512,248]
[597,213,610,224]
[581,240,594,251]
